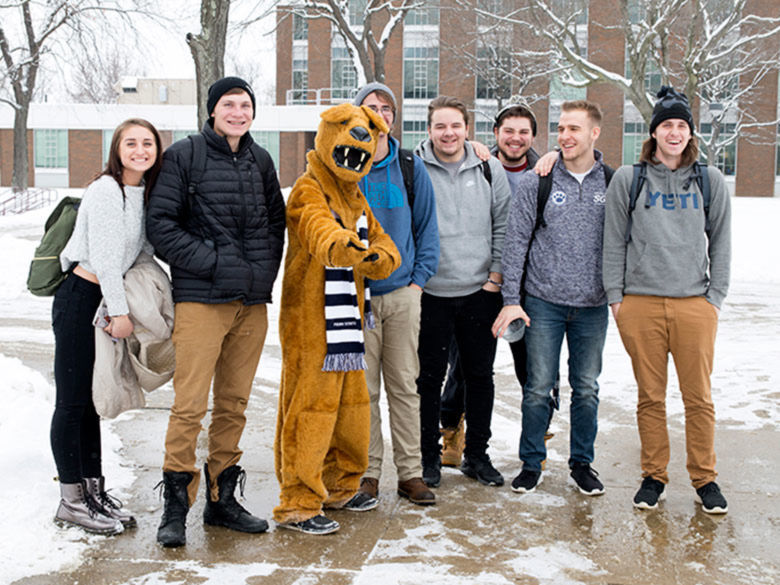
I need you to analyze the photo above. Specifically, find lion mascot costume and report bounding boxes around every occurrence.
[273,103,401,533]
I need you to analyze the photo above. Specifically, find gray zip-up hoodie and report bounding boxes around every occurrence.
[415,140,512,297]
[502,152,609,308]
[602,161,731,308]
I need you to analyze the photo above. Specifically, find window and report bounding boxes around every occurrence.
[776,123,780,176]
[406,2,439,26]
[102,129,113,165]
[625,51,662,95]
[402,118,428,150]
[293,13,308,41]
[251,131,281,170]
[699,122,737,176]
[403,46,438,100]
[475,46,513,101]
[34,130,68,168]
[622,122,648,165]
[173,130,197,143]
[331,45,357,100]
[348,0,367,27]
[292,44,309,104]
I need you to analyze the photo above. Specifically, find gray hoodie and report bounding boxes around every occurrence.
[602,161,731,308]
[415,140,512,297]
[502,152,610,308]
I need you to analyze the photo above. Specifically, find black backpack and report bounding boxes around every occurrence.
[399,148,492,212]
[624,161,710,242]
[27,196,81,296]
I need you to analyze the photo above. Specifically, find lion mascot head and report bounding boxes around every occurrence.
[314,103,389,184]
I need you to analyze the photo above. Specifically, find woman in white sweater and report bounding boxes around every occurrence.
[52,118,162,535]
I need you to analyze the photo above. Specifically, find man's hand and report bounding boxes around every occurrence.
[470,140,492,162]
[492,305,530,338]
[534,150,559,176]
[409,283,422,291]
[610,302,621,321]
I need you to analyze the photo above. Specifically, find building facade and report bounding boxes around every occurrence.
[275,0,780,195]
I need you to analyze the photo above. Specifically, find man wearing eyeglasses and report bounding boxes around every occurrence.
[350,82,440,507]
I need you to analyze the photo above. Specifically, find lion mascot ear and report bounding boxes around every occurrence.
[314,103,389,184]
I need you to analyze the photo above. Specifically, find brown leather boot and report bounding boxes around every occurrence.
[358,477,379,498]
[440,415,465,467]
[397,478,436,506]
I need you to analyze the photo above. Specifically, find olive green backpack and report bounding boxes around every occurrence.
[26,197,81,296]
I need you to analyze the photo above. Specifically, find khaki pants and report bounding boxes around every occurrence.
[363,286,423,481]
[616,295,718,488]
[163,301,267,505]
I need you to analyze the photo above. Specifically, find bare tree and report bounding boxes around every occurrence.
[67,40,142,103]
[187,0,231,128]
[478,0,780,166]
[0,1,149,191]
[278,0,425,85]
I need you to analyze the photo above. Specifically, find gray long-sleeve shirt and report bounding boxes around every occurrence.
[502,153,609,308]
[602,161,731,308]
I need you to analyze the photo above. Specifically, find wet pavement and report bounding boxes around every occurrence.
[4,279,780,585]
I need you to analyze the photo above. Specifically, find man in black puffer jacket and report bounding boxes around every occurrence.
[146,77,285,547]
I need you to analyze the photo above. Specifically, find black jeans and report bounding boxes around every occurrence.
[441,336,530,428]
[50,273,103,483]
[417,289,502,460]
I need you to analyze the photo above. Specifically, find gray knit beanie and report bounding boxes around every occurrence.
[353,82,397,110]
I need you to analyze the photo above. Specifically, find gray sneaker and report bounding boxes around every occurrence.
[341,490,378,512]
[54,481,124,535]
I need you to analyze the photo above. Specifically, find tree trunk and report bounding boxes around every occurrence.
[187,0,230,129]
[12,104,29,192]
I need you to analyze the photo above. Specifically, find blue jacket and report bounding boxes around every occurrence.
[359,137,439,296]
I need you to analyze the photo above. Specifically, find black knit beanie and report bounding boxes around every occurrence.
[207,76,256,119]
[649,86,694,135]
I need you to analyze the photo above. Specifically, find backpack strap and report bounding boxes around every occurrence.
[603,164,615,187]
[535,173,553,232]
[693,161,711,235]
[480,160,492,186]
[398,148,416,211]
[625,162,647,243]
[187,134,208,196]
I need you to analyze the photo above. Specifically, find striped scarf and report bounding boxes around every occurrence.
[322,211,375,372]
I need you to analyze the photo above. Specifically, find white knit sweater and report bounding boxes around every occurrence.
[61,175,152,315]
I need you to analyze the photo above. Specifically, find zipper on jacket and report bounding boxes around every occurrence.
[234,155,248,256]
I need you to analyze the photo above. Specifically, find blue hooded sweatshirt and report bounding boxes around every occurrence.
[359,136,439,296]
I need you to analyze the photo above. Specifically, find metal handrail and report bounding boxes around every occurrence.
[285,87,359,105]
[0,188,57,216]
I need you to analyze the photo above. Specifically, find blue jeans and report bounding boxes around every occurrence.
[519,295,608,471]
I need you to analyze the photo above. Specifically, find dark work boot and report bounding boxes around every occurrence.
[85,476,137,528]
[203,463,268,533]
[156,471,192,547]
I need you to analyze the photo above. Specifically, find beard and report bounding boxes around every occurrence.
[497,144,528,165]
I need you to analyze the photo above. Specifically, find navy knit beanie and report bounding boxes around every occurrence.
[649,86,694,135]
[207,76,256,119]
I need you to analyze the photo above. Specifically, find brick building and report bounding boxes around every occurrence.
[275,0,780,196]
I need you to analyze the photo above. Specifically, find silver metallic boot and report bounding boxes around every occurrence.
[54,481,124,535]
[84,476,137,528]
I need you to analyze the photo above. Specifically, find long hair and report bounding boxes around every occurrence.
[100,118,163,203]
[640,135,699,167]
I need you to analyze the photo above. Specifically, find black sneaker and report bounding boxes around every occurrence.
[569,462,605,496]
[511,469,542,493]
[422,456,441,488]
[695,482,728,514]
[278,514,340,535]
[460,455,504,486]
[633,477,666,510]
[341,491,378,512]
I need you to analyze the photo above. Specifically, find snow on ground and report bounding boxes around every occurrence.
[0,193,778,583]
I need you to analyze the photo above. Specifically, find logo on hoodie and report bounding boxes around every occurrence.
[551,190,567,206]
